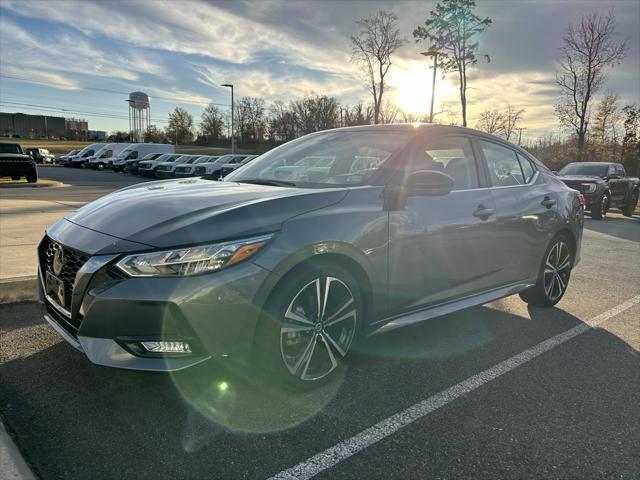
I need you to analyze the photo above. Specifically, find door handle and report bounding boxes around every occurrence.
[541,196,556,208]
[473,205,495,220]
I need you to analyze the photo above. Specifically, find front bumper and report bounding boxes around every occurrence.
[38,222,274,372]
[138,167,154,177]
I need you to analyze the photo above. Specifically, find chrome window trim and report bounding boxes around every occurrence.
[489,171,540,190]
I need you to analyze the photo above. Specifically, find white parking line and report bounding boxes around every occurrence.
[269,295,640,480]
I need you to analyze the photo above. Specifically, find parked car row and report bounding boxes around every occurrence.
[56,142,259,180]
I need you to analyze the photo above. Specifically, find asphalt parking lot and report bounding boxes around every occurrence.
[1,168,639,479]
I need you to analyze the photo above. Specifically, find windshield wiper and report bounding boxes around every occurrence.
[236,179,297,187]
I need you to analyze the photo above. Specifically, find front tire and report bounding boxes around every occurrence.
[26,172,38,183]
[255,262,362,389]
[622,191,638,217]
[520,235,573,307]
[591,193,609,219]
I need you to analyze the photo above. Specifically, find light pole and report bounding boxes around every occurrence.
[221,83,235,153]
[420,51,438,123]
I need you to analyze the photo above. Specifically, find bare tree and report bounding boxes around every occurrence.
[235,97,266,144]
[343,102,373,126]
[414,0,492,127]
[502,105,525,141]
[290,94,340,134]
[267,100,297,142]
[591,94,621,161]
[379,100,401,124]
[167,107,194,144]
[351,11,405,125]
[200,104,226,140]
[476,110,504,135]
[555,9,628,161]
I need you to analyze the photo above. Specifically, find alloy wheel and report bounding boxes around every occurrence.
[543,241,571,302]
[280,277,357,381]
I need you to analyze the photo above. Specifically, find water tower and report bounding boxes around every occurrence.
[127,91,150,142]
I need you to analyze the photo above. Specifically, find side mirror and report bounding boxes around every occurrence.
[406,170,454,197]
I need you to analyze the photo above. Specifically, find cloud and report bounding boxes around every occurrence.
[2,66,80,90]
[1,0,358,78]
[0,16,167,84]
[193,63,362,102]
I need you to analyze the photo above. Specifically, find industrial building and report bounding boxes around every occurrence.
[0,112,67,139]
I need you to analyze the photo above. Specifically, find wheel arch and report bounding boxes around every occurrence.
[251,246,377,344]
[554,227,577,257]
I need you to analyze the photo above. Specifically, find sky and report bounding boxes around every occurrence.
[0,0,638,142]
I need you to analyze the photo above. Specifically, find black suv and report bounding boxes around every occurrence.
[557,162,639,219]
[0,142,38,183]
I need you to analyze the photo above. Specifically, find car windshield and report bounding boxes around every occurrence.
[226,130,413,187]
[559,163,609,177]
[0,144,23,154]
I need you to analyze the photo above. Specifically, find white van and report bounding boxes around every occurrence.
[111,143,174,172]
[87,143,131,170]
[67,143,103,168]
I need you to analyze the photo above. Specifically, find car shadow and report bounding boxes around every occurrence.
[584,213,640,243]
[0,301,637,480]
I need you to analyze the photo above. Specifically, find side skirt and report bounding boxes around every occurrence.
[368,282,534,336]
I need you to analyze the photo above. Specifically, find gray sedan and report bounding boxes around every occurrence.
[37,124,583,388]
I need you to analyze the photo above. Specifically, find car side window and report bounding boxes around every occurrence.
[480,140,525,186]
[517,153,535,183]
[615,164,625,176]
[407,136,479,190]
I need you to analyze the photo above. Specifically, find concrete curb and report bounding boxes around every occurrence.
[0,180,68,189]
[0,419,36,480]
[0,277,38,304]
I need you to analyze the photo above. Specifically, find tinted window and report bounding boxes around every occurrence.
[0,144,22,154]
[408,136,479,190]
[480,140,525,186]
[615,164,625,176]
[517,153,535,183]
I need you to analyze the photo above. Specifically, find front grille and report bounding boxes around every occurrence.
[195,166,206,175]
[175,167,190,173]
[39,236,90,313]
[158,165,172,171]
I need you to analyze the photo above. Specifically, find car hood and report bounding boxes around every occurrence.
[64,179,348,248]
[558,174,605,182]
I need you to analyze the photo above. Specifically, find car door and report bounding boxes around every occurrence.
[388,134,499,313]
[608,164,627,205]
[478,138,558,284]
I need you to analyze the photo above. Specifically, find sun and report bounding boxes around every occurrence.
[390,62,457,117]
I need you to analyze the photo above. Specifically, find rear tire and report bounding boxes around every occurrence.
[255,262,362,390]
[622,191,638,217]
[26,172,38,183]
[591,193,609,220]
[520,234,573,307]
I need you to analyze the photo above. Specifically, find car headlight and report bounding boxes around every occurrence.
[115,234,273,277]
[581,183,597,193]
